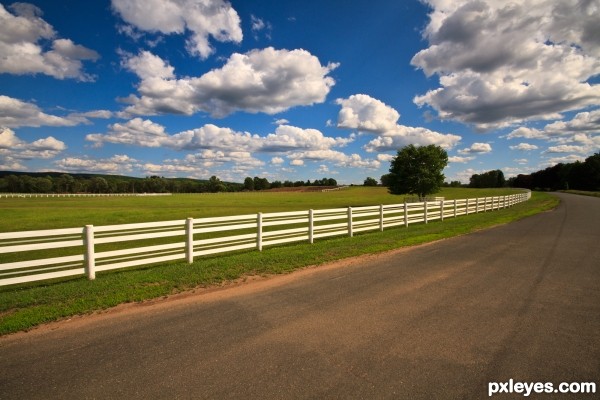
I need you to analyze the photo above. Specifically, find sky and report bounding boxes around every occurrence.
[0,0,599,185]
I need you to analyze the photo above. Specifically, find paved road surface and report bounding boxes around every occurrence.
[1,193,599,399]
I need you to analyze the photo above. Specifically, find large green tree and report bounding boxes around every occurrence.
[386,144,448,199]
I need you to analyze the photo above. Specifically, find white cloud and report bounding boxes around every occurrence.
[55,155,135,174]
[449,156,474,163]
[544,145,588,154]
[510,142,539,151]
[121,48,338,117]
[542,154,587,166]
[543,108,600,135]
[86,118,170,148]
[141,162,199,175]
[0,127,66,163]
[183,150,264,170]
[0,3,98,80]
[506,127,546,140]
[363,126,461,152]
[87,120,352,156]
[290,159,304,166]
[335,94,461,152]
[316,164,330,174]
[503,166,537,178]
[171,125,259,151]
[376,154,394,162]
[506,109,600,157]
[271,156,284,165]
[458,142,492,154]
[412,0,600,129]
[261,125,352,152]
[121,50,175,80]
[0,127,22,148]
[70,110,114,119]
[336,94,400,132]
[288,150,380,169]
[0,95,88,128]
[111,0,242,59]
[251,15,272,40]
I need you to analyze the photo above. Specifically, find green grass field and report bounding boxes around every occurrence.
[1,187,521,232]
[0,188,558,336]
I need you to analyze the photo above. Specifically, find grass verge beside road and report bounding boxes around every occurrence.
[559,190,600,198]
[0,191,558,336]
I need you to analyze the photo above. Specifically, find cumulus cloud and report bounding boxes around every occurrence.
[411,0,600,129]
[506,109,600,156]
[376,154,394,162]
[87,119,351,156]
[0,127,66,165]
[449,156,474,163]
[0,95,89,128]
[287,150,380,169]
[336,94,400,132]
[111,0,242,59]
[335,94,461,152]
[86,118,170,148]
[363,125,461,152]
[0,3,99,80]
[458,142,492,154]
[542,154,587,166]
[542,108,600,135]
[55,155,136,174]
[510,142,539,151]
[121,48,338,117]
[544,145,588,154]
[261,125,352,152]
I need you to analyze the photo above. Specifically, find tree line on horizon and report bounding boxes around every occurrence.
[378,145,599,198]
[0,172,338,194]
[508,153,600,191]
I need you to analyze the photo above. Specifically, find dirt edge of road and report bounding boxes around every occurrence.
[1,240,442,342]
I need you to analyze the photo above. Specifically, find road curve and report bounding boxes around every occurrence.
[1,193,599,399]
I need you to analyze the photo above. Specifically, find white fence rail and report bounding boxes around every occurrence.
[0,192,531,286]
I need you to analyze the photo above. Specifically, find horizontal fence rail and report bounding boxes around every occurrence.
[0,192,531,286]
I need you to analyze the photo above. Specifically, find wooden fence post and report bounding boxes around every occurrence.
[257,212,263,251]
[379,205,384,232]
[185,218,194,264]
[454,199,457,218]
[424,201,428,224]
[348,207,353,237]
[84,225,95,280]
[440,200,444,221]
[309,209,314,244]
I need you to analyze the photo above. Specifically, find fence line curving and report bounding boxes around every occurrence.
[0,192,531,286]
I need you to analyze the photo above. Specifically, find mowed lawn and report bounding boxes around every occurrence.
[0,187,521,232]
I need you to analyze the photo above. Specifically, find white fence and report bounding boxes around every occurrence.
[0,192,531,286]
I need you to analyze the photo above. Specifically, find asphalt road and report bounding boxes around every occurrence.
[1,192,599,399]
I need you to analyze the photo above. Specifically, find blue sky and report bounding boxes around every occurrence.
[0,0,599,184]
